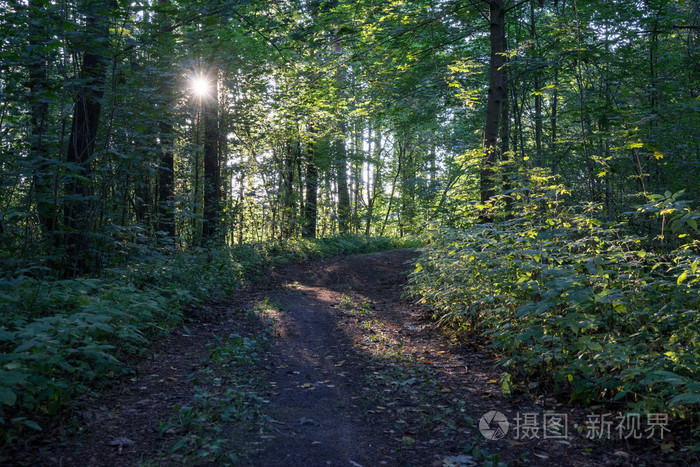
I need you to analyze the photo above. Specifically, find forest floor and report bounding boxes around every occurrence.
[10,249,680,466]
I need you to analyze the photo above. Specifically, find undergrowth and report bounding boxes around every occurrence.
[156,299,277,464]
[408,175,700,451]
[0,234,413,445]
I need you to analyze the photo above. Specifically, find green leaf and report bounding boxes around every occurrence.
[0,386,17,406]
[23,420,42,431]
[669,393,700,407]
[501,373,513,395]
[677,271,688,285]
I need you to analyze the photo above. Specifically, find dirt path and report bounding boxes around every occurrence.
[10,249,674,466]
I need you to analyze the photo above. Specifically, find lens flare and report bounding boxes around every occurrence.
[190,75,211,98]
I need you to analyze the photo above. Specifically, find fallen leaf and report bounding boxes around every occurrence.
[108,437,134,447]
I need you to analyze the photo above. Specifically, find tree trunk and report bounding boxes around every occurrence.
[336,123,351,234]
[480,0,507,211]
[26,0,54,244]
[333,35,351,234]
[202,77,220,242]
[156,0,175,237]
[530,2,543,166]
[280,139,297,239]
[501,66,512,216]
[63,0,113,274]
[302,126,318,238]
[550,67,558,172]
[365,124,382,236]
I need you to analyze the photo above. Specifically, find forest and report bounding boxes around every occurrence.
[0,0,698,463]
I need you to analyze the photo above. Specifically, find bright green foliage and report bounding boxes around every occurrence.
[409,187,700,421]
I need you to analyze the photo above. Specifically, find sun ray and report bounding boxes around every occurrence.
[190,73,212,99]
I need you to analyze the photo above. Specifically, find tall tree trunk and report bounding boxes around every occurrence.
[26,0,54,244]
[380,143,402,236]
[480,0,507,212]
[280,139,296,238]
[333,35,351,234]
[63,0,113,274]
[303,125,318,238]
[365,124,382,236]
[336,123,351,234]
[202,77,220,242]
[550,67,559,172]
[530,1,543,166]
[192,118,201,246]
[156,0,175,237]
[501,66,513,215]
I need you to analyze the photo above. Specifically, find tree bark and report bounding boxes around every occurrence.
[63,0,114,274]
[26,0,55,243]
[550,67,558,172]
[202,78,220,242]
[333,35,351,234]
[530,1,543,166]
[365,124,383,236]
[156,0,175,237]
[302,134,318,238]
[280,139,297,239]
[336,123,351,234]
[480,0,507,211]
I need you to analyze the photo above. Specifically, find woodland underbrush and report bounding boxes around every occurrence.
[409,186,700,450]
[0,234,412,445]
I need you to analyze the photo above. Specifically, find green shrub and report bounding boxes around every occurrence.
[408,194,699,422]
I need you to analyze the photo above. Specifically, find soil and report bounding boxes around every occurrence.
[5,249,687,466]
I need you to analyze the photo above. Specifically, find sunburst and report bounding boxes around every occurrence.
[190,73,212,100]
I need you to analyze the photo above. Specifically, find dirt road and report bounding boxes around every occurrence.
[15,249,657,466]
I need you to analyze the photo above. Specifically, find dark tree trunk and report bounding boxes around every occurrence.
[530,2,543,166]
[303,125,318,238]
[280,139,297,239]
[27,0,54,243]
[333,35,351,234]
[202,78,220,242]
[63,0,113,274]
[156,0,175,237]
[501,66,513,216]
[303,155,318,239]
[480,0,507,211]
[336,122,351,234]
[550,67,559,172]
[365,124,382,236]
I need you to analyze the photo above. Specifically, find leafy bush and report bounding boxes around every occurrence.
[408,192,699,423]
[0,234,410,443]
